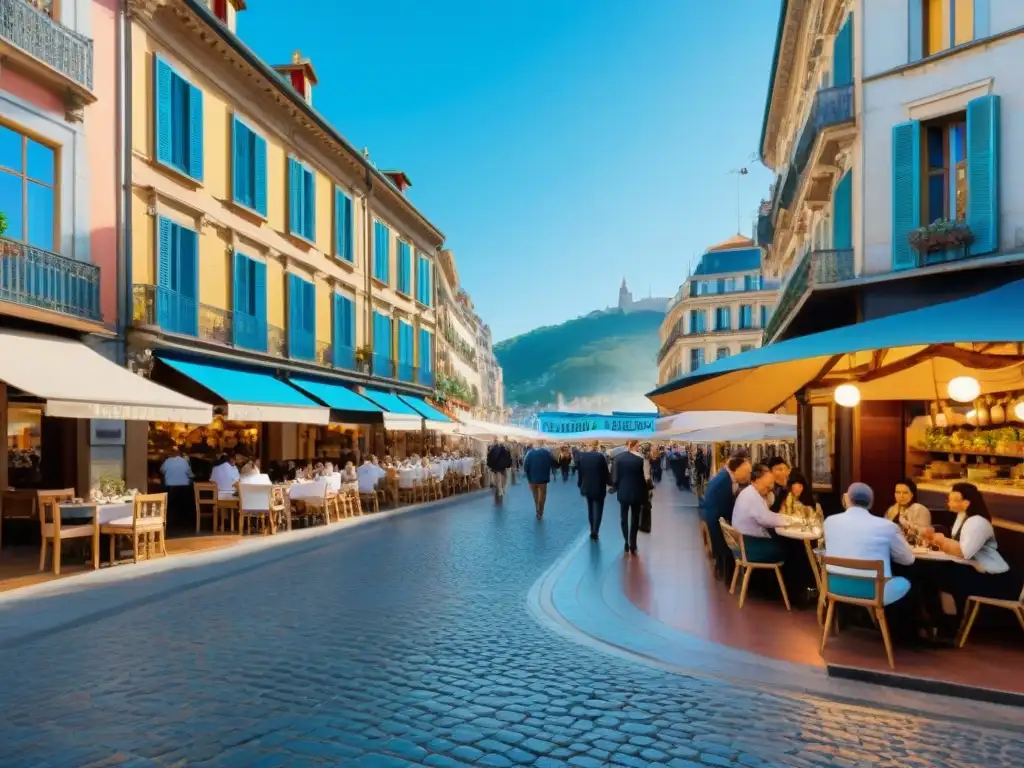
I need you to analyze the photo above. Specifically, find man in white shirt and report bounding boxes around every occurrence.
[159,447,193,531]
[731,463,789,563]
[823,483,919,643]
[210,455,240,497]
[357,459,385,494]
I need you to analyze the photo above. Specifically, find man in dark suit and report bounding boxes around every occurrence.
[612,440,650,556]
[577,441,611,541]
[700,453,752,579]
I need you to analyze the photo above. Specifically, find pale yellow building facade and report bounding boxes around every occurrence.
[656,236,776,387]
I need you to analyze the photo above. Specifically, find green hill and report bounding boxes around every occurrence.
[494,309,664,405]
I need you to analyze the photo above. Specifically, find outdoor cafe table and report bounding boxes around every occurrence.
[776,517,824,593]
[59,501,135,567]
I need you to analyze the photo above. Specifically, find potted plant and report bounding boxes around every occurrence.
[908,219,974,255]
[0,210,7,237]
[354,344,373,373]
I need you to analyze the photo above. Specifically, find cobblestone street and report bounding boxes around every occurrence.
[0,481,1022,768]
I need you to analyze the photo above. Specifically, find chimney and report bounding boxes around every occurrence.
[273,50,318,106]
[209,0,245,33]
[382,170,412,194]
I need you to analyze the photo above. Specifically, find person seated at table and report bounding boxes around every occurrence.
[239,461,259,478]
[885,478,931,540]
[925,483,1023,620]
[341,462,357,483]
[732,463,790,563]
[210,454,240,496]
[357,457,385,493]
[780,471,822,521]
[766,457,791,512]
[823,483,918,642]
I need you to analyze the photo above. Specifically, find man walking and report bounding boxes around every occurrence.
[612,439,649,556]
[486,437,513,502]
[524,444,554,519]
[577,440,611,540]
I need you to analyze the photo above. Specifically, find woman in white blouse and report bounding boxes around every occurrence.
[926,482,1022,620]
[885,478,932,540]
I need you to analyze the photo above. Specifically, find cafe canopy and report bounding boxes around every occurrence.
[647,279,1024,413]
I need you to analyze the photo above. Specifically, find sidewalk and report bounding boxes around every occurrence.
[529,483,1024,730]
[0,490,488,650]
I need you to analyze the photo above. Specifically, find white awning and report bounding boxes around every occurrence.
[384,413,423,432]
[425,419,458,434]
[0,330,212,424]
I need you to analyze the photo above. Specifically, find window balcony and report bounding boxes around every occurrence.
[656,322,684,364]
[0,237,101,324]
[0,0,96,109]
[768,84,856,237]
[762,248,854,344]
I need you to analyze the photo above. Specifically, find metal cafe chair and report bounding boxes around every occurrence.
[957,583,1024,648]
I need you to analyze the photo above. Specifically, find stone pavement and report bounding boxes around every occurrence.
[0,480,1022,768]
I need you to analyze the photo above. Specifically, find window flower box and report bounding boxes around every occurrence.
[908,219,974,255]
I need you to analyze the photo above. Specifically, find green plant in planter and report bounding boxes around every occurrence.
[908,219,973,254]
[0,210,7,237]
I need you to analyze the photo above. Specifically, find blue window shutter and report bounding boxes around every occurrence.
[334,188,345,259]
[304,279,316,336]
[157,217,173,328]
[253,259,267,352]
[908,0,923,62]
[253,134,267,216]
[343,195,353,260]
[233,250,247,314]
[288,158,301,235]
[303,169,316,240]
[832,15,853,87]
[372,311,382,356]
[832,170,853,250]
[343,296,354,347]
[154,57,173,166]
[891,120,921,271]
[188,84,204,181]
[332,293,343,365]
[231,118,246,205]
[288,273,301,354]
[966,94,1000,256]
[178,226,199,336]
[974,0,990,38]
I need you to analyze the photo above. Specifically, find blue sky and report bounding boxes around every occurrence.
[240,0,779,341]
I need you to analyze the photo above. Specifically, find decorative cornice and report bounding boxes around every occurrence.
[127,0,164,19]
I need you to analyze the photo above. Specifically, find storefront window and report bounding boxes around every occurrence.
[7,406,42,487]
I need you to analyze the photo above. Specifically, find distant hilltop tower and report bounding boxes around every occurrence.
[618,277,670,314]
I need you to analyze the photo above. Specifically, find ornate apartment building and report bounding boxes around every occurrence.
[656,235,776,387]
[436,249,505,421]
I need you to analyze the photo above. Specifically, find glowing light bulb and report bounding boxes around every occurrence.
[947,376,981,403]
[834,384,861,408]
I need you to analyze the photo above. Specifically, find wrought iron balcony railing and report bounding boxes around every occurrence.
[0,0,94,91]
[0,237,101,322]
[656,322,685,364]
[770,84,855,222]
[763,248,854,343]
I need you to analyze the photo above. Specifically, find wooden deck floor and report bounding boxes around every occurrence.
[0,534,241,594]
[623,485,1024,700]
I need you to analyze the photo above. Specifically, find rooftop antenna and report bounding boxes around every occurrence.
[727,166,749,235]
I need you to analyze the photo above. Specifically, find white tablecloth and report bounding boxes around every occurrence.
[60,502,134,525]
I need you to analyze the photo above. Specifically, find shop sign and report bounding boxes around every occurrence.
[90,419,125,446]
[538,414,656,435]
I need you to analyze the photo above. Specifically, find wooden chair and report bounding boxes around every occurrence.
[101,493,168,565]
[819,555,895,669]
[397,470,417,505]
[2,489,39,560]
[193,482,219,533]
[38,490,99,576]
[957,583,1024,648]
[346,487,363,516]
[719,518,791,611]
[300,478,332,526]
[699,519,714,560]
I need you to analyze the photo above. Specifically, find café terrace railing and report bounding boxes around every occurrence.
[762,248,854,343]
[0,237,101,322]
[0,0,94,91]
